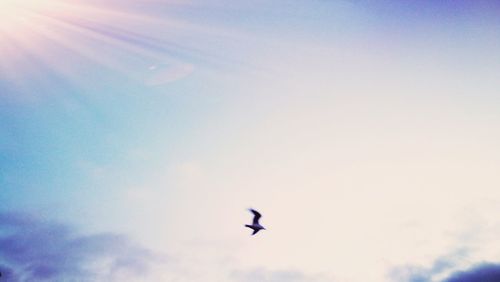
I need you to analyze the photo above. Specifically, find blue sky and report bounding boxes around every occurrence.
[1,1,500,281]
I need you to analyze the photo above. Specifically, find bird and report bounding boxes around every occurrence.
[245,208,265,235]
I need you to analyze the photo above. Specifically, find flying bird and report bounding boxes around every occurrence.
[245,208,265,235]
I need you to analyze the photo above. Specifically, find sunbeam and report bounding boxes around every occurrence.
[0,0,205,100]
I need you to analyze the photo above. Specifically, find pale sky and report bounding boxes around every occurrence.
[1,1,500,281]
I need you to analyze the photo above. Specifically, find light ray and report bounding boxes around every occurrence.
[0,0,211,100]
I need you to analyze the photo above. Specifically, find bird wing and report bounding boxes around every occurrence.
[251,228,260,235]
[250,209,261,224]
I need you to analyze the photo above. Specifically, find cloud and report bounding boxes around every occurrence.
[389,249,500,282]
[0,264,19,282]
[231,267,333,282]
[0,212,164,281]
[443,264,500,282]
[388,250,465,282]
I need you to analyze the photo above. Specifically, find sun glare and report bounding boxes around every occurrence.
[0,0,45,23]
[0,0,201,100]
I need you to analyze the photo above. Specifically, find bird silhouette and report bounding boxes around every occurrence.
[245,209,265,235]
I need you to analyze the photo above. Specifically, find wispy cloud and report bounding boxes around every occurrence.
[389,248,500,282]
[0,212,164,281]
[388,249,468,282]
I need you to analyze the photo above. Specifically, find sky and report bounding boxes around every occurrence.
[1,1,500,281]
